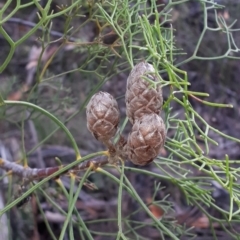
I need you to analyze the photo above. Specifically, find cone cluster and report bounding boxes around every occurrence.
[86,61,166,166]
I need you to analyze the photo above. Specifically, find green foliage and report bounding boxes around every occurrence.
[0,0,240,239]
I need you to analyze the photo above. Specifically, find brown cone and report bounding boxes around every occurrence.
[125,62,163,124]
[86,91,120,142]
[127,113,166,166]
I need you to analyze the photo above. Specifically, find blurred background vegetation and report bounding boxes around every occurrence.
[0,0,240,239]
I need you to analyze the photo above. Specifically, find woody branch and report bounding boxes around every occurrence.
[0,157,109,181]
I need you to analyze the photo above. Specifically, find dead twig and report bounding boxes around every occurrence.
[5,17,79,42]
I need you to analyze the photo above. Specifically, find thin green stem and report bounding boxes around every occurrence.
[58,166,94,240]
[3,100,81,159]
[116,162,125,239]
[123,176,179,240]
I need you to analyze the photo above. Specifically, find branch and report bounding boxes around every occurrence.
[0,156,109,181]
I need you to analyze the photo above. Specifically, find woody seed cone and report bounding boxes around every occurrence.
[127,113,166,166]
[86,91,120,142]
[125,62,163,124]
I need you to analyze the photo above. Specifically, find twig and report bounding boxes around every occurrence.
[6,17,79,42]
[0,156,109,181]
[0,142,12,240]
[27,111,45,168]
